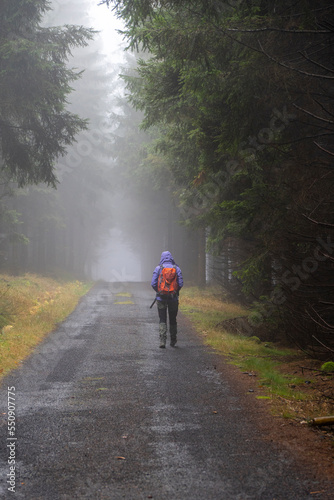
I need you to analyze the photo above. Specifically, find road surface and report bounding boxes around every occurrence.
[0,282,332,499]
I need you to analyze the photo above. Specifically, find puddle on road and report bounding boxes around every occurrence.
[114,292,135,305]
[81,377,105,382]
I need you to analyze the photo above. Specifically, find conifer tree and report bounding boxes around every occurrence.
[0,0,94,187]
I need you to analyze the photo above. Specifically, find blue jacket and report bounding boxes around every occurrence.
[151,251,183,301]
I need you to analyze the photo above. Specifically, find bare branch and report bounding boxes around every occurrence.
[258,40,334,80]
[227,27,330,34]
[297,50,334,74]
[292,103,334,124]
[309,304,334,330]
[312,334,334,354]
[312,97,334,118]
[314,141,334,156]
[302,213,334,228]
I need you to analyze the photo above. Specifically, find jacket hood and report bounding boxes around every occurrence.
[159,251,175,266]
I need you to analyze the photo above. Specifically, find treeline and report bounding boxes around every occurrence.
[104,0,334,355]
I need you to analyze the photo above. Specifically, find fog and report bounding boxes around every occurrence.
[46,0,142,281]
[0,0,197,283]
[30,0,148,280]
[92,228,142,282]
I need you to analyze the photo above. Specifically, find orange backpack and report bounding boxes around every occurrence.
[157,265,178,296]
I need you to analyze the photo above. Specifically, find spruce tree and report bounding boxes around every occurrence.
[0,0,94,187]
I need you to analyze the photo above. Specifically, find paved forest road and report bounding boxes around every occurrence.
[0,282,332,499]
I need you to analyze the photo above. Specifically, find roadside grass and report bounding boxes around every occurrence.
[0,274,92,381]
[180,286,332,420]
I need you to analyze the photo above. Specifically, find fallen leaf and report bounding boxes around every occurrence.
[116,456,126,460]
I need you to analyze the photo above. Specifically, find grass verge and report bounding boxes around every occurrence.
[0,273,92,381]
[180,286,334,421]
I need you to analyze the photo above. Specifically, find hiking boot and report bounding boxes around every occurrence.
[170,324,177,347]
[159,323,167,348]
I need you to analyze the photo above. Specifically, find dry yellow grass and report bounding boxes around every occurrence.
[181,286,245,315]
[0,274,92,380]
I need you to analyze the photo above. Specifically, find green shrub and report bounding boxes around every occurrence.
[321,361,334,373]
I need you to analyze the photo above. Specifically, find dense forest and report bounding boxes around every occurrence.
[1,0,334,355]
[103,0,334,355]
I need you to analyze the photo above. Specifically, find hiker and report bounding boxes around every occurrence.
[151,251,183,348]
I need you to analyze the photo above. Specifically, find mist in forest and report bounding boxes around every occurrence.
[2,0,334,352]
[0,0,151,281]
[48,0,143,281]
[43,0,190,283]
[0,0,198,283]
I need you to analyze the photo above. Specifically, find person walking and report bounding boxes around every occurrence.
[151,251,183,348]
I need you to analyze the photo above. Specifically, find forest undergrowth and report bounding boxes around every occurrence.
[180,286,334,429]
[0,274,92,381]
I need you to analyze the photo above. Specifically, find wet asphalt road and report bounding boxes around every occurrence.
[0,282,332,499]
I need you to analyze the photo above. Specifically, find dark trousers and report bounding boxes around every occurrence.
[157,299,178,326]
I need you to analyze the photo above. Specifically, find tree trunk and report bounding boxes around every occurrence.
[197,227,206,286]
